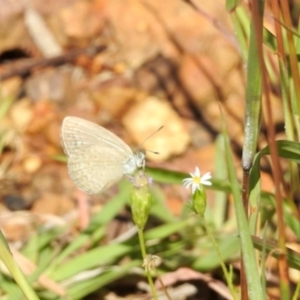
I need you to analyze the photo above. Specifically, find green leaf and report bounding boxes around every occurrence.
[252,236,300,270]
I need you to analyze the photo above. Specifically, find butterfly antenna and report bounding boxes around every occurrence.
[145,149,160,155]
[140,126,164,146]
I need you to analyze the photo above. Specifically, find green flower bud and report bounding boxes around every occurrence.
[192,186,207,216]
[130,171,152,229]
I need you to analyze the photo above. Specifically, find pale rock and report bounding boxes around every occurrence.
[22,156,42,174]
[0,212,33,243]
[10,98,33,132]
[31,192,75,215]
[0,77,22,99]
[122,97,190,161]
[24,68,70,102]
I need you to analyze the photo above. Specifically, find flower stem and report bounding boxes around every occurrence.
[138,227,158,300]
[202,217,238,300]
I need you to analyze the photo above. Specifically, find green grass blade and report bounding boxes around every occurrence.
[223,126,264,298]
[0,231,39,300]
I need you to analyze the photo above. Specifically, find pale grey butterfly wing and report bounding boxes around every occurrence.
[61,116,132,156]
[67,146,125,194]
[61,116,135,194]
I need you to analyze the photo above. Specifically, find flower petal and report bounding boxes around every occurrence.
[201,172,212,186]
[191,184,199,194]
[183,180,192,189]
[194,167,201,177]
[182,178,191,184]
[202,172,212,180]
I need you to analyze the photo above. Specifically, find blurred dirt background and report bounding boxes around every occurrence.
[0,0,284,298]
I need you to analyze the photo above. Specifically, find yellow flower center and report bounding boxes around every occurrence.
[192,176,201,184]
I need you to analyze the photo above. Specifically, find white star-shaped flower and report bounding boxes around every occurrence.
[182,167,212,194]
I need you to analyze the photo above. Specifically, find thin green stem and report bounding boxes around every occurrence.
[202,218,238,300]
[137,228,158,300]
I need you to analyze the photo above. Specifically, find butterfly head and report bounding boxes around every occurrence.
[134,148,146,169]
[123,149,146,175]
[123,126,163,175]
